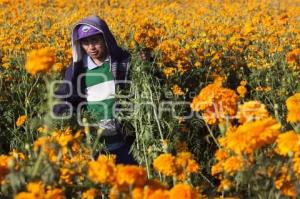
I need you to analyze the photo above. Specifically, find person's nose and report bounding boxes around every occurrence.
[88,43,96,49]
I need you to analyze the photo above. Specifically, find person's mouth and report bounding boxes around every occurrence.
[90,51,98,56]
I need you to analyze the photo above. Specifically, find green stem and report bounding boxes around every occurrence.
[83,118,91,146]
[146,84,165,152]
[91,128,104,159]
[203,117,220,148]
[142,137,151,178]
[32,146,44,177]
[45,77,53,130]
[293,123,300,134]
[199,172,215,187]
[172,175,177,186]
[133,85,140,151]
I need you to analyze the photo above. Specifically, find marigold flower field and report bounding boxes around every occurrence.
[0,0,299,198]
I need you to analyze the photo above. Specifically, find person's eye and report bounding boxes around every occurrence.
[82,40,89,45]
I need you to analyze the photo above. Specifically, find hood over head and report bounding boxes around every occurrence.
[71,15,127,63]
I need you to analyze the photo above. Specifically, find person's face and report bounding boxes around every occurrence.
[80,34,107,60]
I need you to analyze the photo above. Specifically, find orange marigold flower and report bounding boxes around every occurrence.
[171,84,184,96]
[45,188,65,199]
[108,185,119,199]
[286,48,300,64]
[132,187,143,199]
[222,117,280,155]
[280,183,297,198]
[175,152,200,181]
[293,151,300,177]
[15,182,45,199]
[237,85,247,98]
[218,179,233,192]
[275,166,297,198]
[55,133,74,147]
[237,101,269,123]
[223,156,244,175]
[32,136,59,162]
[243,21,255,35]
[27,181,45,197]
[163,67,176,78]
[81,188,101,199]
[15,192,33,199]
[0,155,11,184]
[255,86,272,92]
[175,152,192,169]
[148,189,170,199]
[215,149,229,161]
[37,125,49,134]
[53,62,64,72]
[16,115,27,127]
[33,136,50,151]
[194,61,201,68]
[88,155,116,184]
[16,181,65,199]
[191,78,238,125]
[25,47,56,75]
[275,131,300,156]
[2,62,10,69]
[175,152,200,174]
[211,162,223,176]
[169,183,200,199]
[186,159,200,173]
[9,149,26,161]
[286,93,300,123]
[153,153,176,176]
[51,127,75,154]
[116,165,147,187]
[143,179,168,199]
[134,20,162,49]
[1,55,10,69]
[59,167,75,185]
[275,166,289,189]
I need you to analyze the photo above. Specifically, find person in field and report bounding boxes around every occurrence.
[53,15,136,164]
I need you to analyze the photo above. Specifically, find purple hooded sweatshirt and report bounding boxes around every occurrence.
[53,15,131,115]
